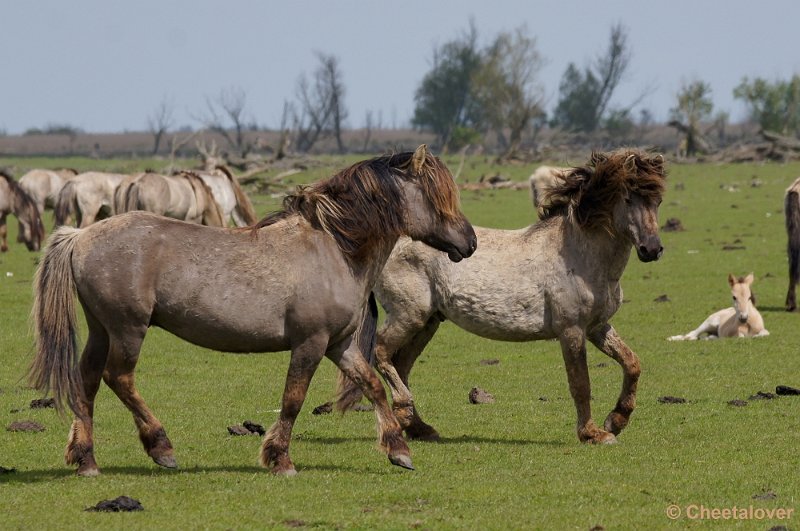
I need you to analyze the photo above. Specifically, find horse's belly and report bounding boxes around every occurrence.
[444,295,552,341]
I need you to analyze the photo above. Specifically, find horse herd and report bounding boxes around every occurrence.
[0,165,257,253]
[0,145,789,476]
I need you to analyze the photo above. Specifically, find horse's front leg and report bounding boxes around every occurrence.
[329,340,413,470]
[0,214,8,252]
[559,327,617,444]
[588,324,640,437]
[260,334,327,476]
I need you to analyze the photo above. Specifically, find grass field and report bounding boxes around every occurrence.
[1,155,799,529]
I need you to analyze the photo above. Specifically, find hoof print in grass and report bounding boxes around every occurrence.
[480,358,500,366]
[29,398,55,409]
[657,396,686,404]
[312,402,333,415]
[748,391,777,400]
[227,425,252,436]
[776,385,800,396]
[86,496,143,512]
[1,466,16,474]
[727,399,748,407]
[7,420,45,432]
[469,387,495,404]
[653,294,670,303]
[242,420,266,436]
[752,490,777,500]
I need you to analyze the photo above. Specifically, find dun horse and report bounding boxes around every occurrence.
[0,170,45,252]
[54,172,127,227]
[114,171,225,226]
[19,168,78,214]
[784,177,800,311]
[668,273,768,340]
[197,165,258,226]
[338,149,665,445]
[30,145,476,476]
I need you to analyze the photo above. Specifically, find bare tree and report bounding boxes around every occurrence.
[200,86,251,157]
[147,97,175,155]
[293,52,349,153]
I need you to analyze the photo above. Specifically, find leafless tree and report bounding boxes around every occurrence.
[200,86,251,157]
[147,97,175,155]
[293,52,348,153]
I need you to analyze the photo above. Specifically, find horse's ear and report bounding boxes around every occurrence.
[412,145,428,174]
[728,273,736,287]
[745,272,754,285]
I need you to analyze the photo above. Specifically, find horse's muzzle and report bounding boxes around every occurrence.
[636,236,663,263]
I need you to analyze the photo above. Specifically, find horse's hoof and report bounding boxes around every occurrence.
[77,466,100,477]
[153,454,178,469]
[389,454,415,470]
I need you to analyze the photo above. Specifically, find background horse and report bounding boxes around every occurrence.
[0,170,45,252]
[29,145,476,477]
[196,165,258,226]
[668,273,768,340]
[784,177,800,310]
[19,168,78,214]
[114,171,225,226]
[528,165,568,219]
[337,149,665,445]
[54,171,127,227]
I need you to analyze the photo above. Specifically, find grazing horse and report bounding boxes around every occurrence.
[337,149,666,445]
[0,170,45,252]
[29,145,477,477]
[114,171,225,227]
[784,177,800,311]
[19,168,79,214]
[668,273,768,340]
[528,165,568,219]
[196,165,258,226]
[54,172,127,227]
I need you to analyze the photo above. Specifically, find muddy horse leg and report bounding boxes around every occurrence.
[65,313,110,476]
[588,324,640,437]
[260,334,327,476]
[389,318,441,441]
[559,327,616,444]
[330,340,413,470]
[102,329,176,469]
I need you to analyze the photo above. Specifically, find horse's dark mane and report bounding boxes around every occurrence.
[252,151,460,262]
[539,148,666,233]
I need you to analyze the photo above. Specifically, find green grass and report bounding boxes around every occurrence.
[1,156,800,529]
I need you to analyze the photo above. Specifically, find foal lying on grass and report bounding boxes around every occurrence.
[668,273,769,340]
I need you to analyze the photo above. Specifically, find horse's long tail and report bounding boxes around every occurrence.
[54,180,77,227]
[124,181,143,213]
[786,189,800,285]
[28,227,83,416]
[334,292,377,412]
[216,165,257,225]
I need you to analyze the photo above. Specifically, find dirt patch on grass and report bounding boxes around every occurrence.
[7,420,45,432]
[748,391,777,400]
[469,387,495,404]
[776,385,800,396]
[29,398,55,409]
[727,399,748,407]
[657,396,686,404]
[312,402,333,415]
[86,496,143,512]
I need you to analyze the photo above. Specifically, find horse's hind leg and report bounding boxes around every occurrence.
[261,334,327,476]
[559,327,616,444]
[102,329,176,469]
[389,317,441,441]
[65,313,110,476]
[588,324,639,437]
[329,341,412,470]
[0,214,8,252]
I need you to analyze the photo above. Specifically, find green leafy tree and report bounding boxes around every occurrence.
[472,26,546,160]
[551,23,631,133]
[669,79,714,156]
[734,75,800,136]
[412,22,482,149]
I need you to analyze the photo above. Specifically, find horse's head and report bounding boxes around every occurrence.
[399,145,476,262]
[729,273,755,323]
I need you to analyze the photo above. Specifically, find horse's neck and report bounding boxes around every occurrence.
[563,220,632,279]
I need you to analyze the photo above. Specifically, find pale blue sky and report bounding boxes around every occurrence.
[2,1,799,134]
